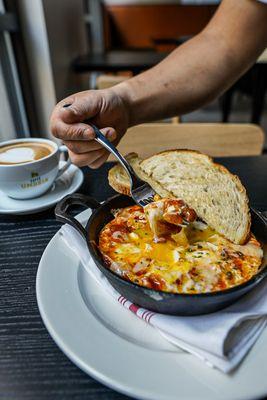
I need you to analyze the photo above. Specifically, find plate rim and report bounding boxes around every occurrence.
[36,209,267,400]
[36,213,178,400]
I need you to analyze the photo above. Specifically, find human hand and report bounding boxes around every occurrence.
[50,88,130,168]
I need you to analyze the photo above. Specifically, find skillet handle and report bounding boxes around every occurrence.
[55,193,100,239]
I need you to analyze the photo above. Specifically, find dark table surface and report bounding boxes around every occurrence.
[1,156,267,400]
[73,50,168,74]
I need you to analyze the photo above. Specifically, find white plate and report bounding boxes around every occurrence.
[0,162,83,215]
[36,209,267,400]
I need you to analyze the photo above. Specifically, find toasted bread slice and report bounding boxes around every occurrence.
[108,152,172,198]
[108,150,251,244]
[108,153,143,195]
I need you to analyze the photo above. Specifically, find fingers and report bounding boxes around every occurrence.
[51,117,117,144]
[62,127,116,154]
[50,90,102,140]
[90,152,110,169]
[52,120,95,141]
[68,148,108,168]
[50,89,124,169]
[54,92,100,124]
[65,126,116,168]
[63,139,105,153]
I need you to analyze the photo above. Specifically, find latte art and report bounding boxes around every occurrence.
[0,142,53,165]
[0,147,35,164]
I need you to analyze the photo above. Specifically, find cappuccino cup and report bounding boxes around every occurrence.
[0,138,71,199]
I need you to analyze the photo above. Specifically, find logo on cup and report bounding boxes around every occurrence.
[21,172,48,189]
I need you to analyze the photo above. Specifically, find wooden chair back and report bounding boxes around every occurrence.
[114,123,264,158]
[96,74,129,90]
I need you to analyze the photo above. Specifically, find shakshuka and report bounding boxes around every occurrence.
[98,198,263,294]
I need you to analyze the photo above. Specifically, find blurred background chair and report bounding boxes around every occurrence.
[114,123,264,159]
[96,74,129,90]
[220,50,267,125]
[73,1,217,85]
[78,1,266,147]
[0,0,266,148]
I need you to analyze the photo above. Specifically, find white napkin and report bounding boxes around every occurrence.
[60,222,267,373]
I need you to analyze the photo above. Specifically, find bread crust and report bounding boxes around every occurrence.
[108,153,138,196]
[108,149,251,244]
[108,166,131,195]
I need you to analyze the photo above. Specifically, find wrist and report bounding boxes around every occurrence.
[112,81,137,127]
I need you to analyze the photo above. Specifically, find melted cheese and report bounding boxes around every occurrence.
[99,205,263,294]
[144,198,196,241]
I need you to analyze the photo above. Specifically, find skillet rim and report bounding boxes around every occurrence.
[86,195,267,299]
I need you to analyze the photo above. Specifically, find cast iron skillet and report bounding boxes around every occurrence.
[55,193,267,316]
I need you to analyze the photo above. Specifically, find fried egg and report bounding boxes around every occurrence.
[99,204,263,294]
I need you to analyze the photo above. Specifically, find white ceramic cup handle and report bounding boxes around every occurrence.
[56,145,72,179]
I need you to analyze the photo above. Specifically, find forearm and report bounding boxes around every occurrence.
[114,32,240,125]
[113,0,267,126]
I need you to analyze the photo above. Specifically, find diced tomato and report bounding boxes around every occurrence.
[147,273,166,291]
[163,213,183,226]
[158,220,181,236]
[182,208,197,222]
[162,199,196,225]
[217,278,227,290]
[233,258,243,268]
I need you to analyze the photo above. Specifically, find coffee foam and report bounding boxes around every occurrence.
[0,142,53,165]
[0,147,35,164]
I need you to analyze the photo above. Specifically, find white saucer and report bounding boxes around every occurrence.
[0,162,83,215]
[36,209,267,400]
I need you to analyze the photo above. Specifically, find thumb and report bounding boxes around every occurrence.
[59,93,99,124]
